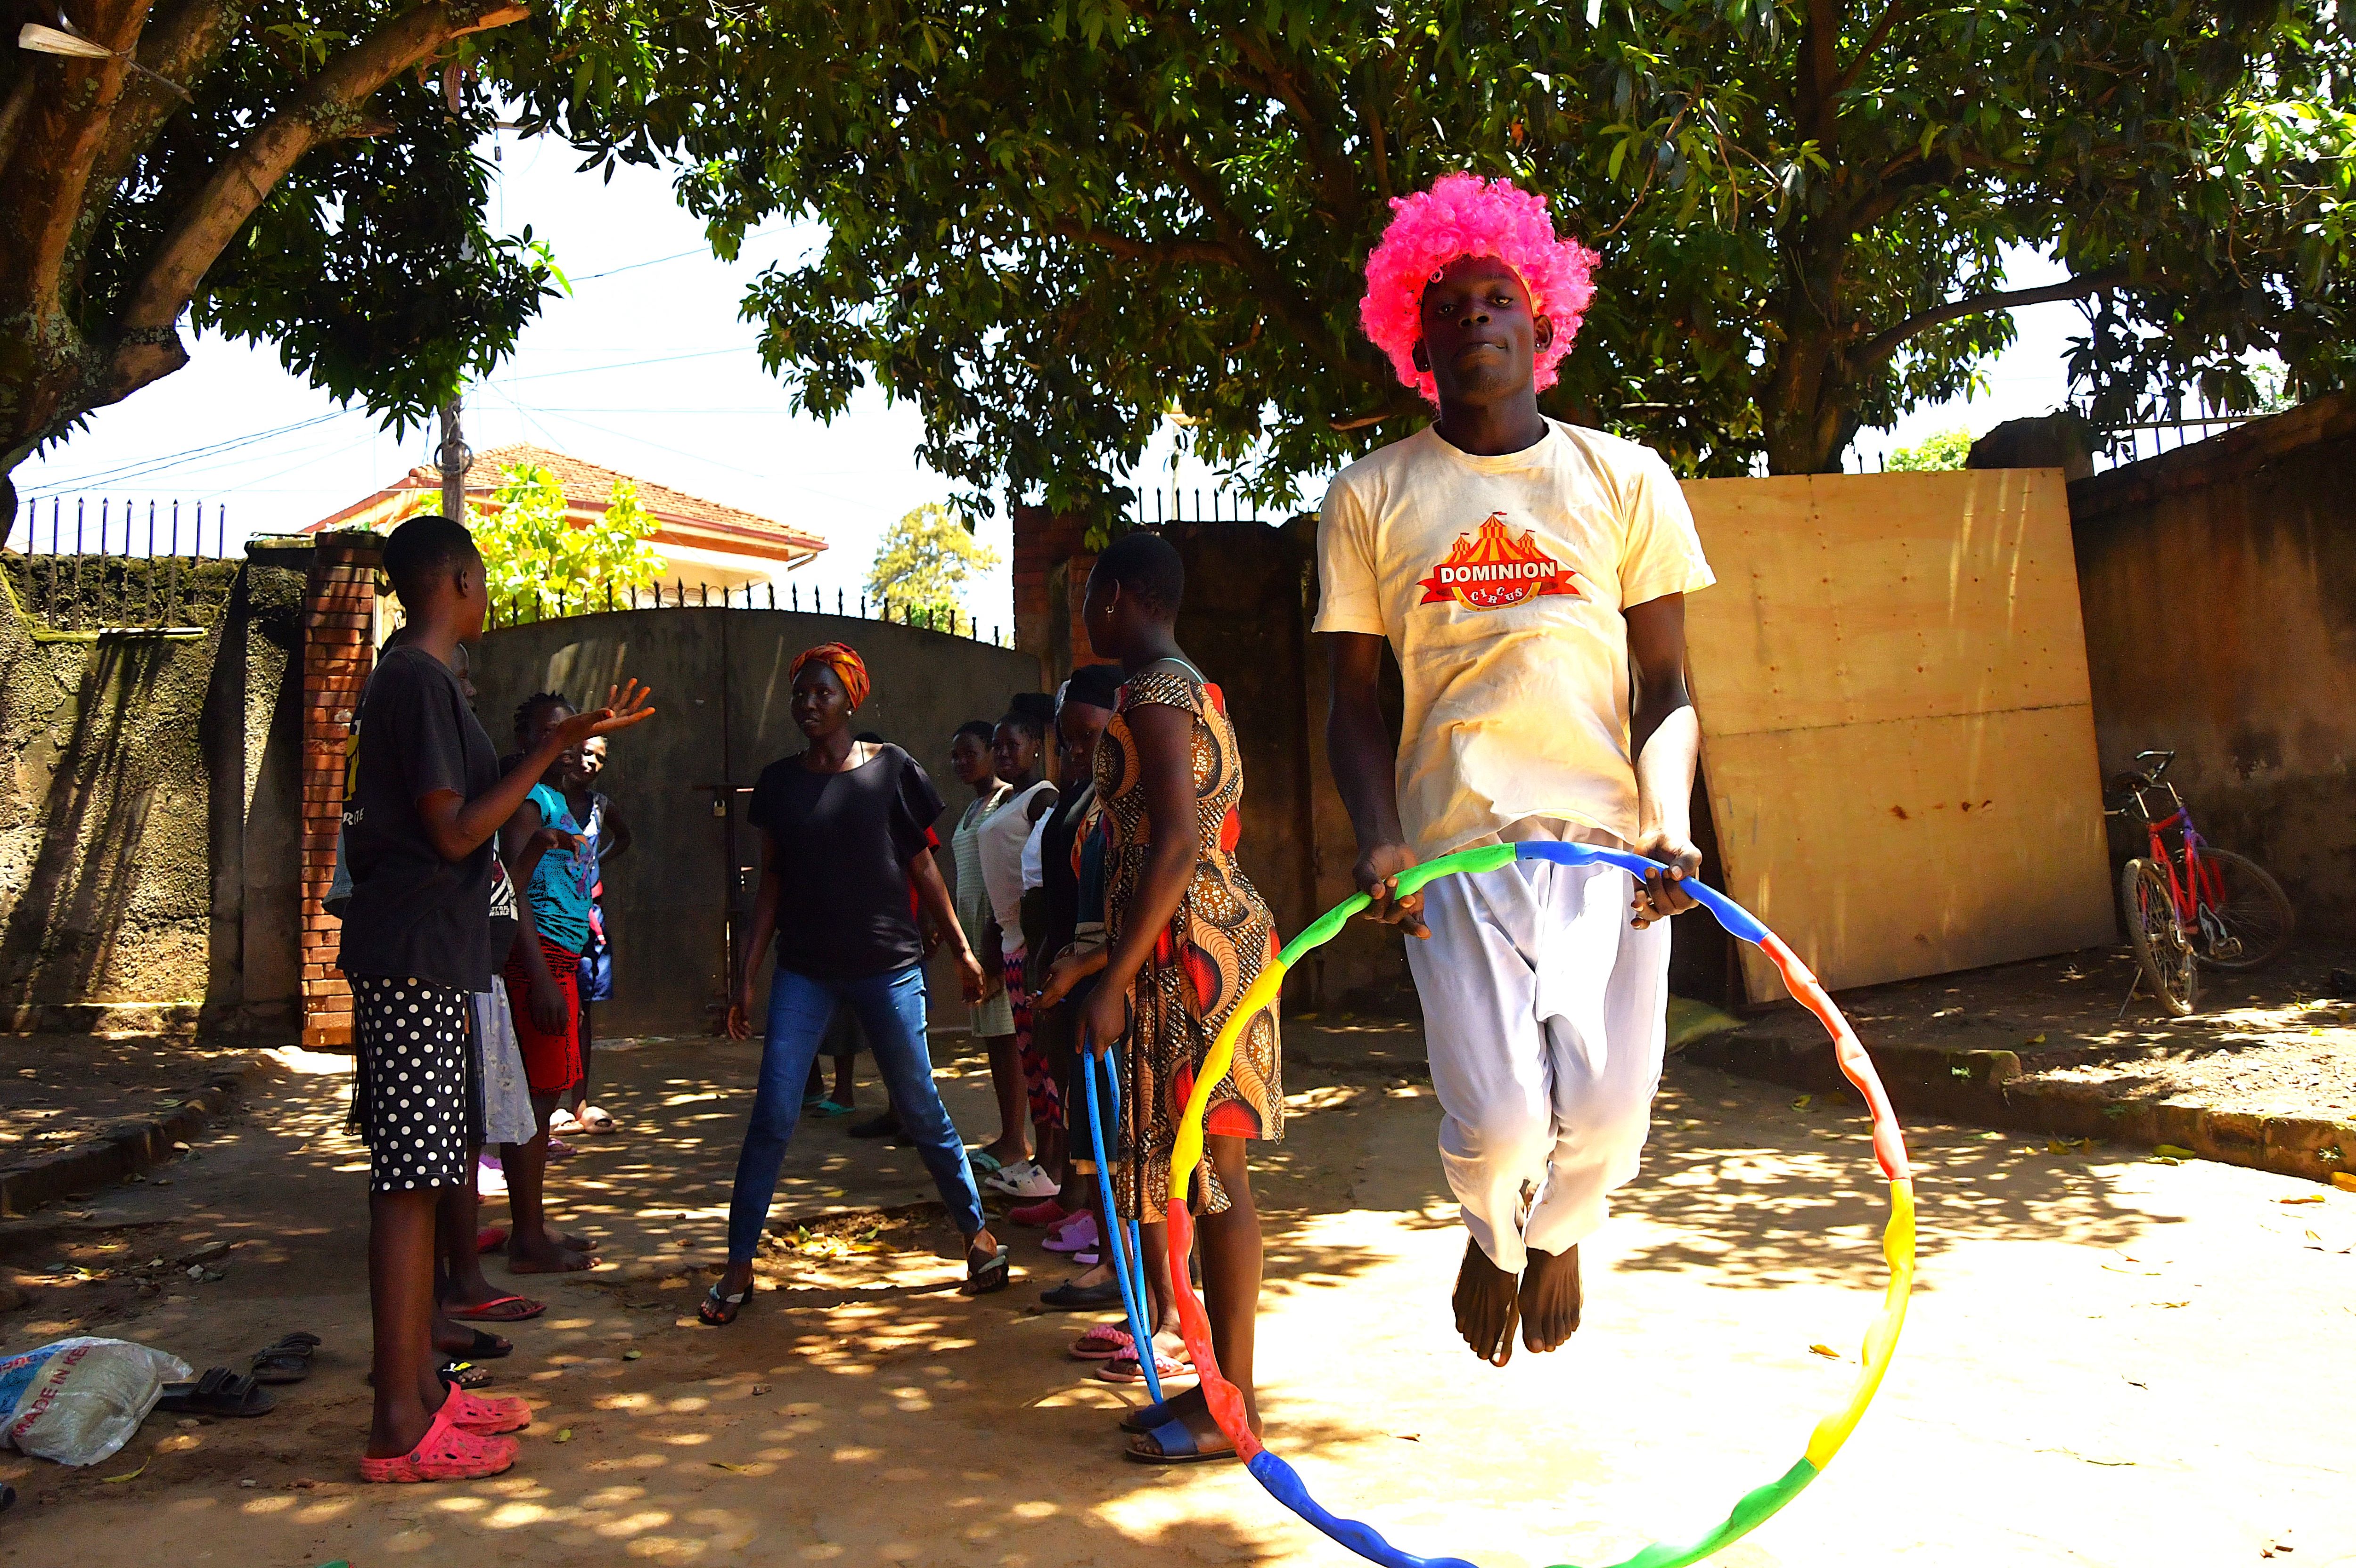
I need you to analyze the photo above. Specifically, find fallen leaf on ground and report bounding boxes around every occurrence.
[622,1349,643,1361]
[2333,1172,2356,1192]
[1808,1343,1840,1359]
[2153,1143,2199,1159]
[100,1462,147,1483]
[710,1461,755,1473]
[1392,1433,1421,1442]
[554,1428,573,1443]
[2280,1194,2325,1205]
[1791,1094,1813,1110]
[2154,1301,2189,1308]
[2151,1155,2182,1166]
[2027,1033,2047,1045]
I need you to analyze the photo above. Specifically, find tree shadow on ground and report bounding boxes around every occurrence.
[1611,1060,2178,1290]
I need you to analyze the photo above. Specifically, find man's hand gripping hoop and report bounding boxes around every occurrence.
[1156,840,1916,1568]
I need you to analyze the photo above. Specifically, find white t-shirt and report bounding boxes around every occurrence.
[979,779,1054,956]
[1313,420,1715,858]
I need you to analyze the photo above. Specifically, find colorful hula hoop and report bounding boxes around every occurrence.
[1155,840,1917,1568]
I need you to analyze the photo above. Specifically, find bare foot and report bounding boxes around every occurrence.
[507,1234,597,1274]
[982,1137,1029,1167]
[1454,1235,1521,1365]
[1517,1243,1583,1353]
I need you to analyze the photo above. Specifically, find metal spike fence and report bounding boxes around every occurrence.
[478,575,1006,646]
[4,495,234,633]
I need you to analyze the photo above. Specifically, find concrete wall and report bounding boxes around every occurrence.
[469,609,1040,1036]
[0,551,304,1032]
[2070,393,2356,934]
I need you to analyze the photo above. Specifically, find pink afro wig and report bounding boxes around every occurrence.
[1359,172,1598,405]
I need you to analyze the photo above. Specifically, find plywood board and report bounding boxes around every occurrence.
[1679,470,2115,1000]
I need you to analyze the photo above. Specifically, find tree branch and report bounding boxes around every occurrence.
[114,0,529,359]
[1230,30,1364,229]
[1832,1,1911,98]
[85,0,247,248]
[1150,133,1372,384]
[1048,221,1233,268]
[2,0,156,316]
[1799,0,1840,144]
[1855,269,2127,367]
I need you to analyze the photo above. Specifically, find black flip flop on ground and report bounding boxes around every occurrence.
[439,1360,494,1390]
[698,1285,749,1326]
[249,1331,321,1385]
[156,1367,275,1418]
[464,1327,512,1360]
[962,1244,1012,1296]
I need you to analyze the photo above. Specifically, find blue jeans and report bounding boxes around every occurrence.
[727,963,985,1260]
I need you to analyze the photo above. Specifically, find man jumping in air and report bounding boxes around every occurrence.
[1317,173,1716,1365]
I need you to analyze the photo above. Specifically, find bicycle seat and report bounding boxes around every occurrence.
[2107,772,2151,793]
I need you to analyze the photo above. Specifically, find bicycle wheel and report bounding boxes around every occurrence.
[2186,848,2296,971]
[2120,858,2198,1016]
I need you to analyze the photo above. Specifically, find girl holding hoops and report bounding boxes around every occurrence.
[1077,531,1283,1465]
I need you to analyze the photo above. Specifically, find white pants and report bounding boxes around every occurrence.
[1405,859,1670,1274]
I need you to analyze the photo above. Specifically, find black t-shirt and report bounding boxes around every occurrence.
[747,744,944,980]
[339,645,501,989]
[1036,780,1094,974]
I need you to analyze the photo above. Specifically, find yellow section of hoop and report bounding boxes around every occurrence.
[1167,960,1290,1195]
[1803,1176,1916,1469]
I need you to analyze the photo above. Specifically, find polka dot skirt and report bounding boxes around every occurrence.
[352,976,474,1193]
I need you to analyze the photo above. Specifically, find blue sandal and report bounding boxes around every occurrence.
[1119,1396,1183,1435]
[1124,1415,1239,1466]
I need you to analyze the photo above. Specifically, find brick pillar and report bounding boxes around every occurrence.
[299,530,383,1048]
[1011,504,1088,682]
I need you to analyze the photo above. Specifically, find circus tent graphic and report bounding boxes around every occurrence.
[1415,514,1584,610]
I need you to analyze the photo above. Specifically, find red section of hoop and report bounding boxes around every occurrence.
[1759,933,1913,1182]
[1164,1196,1266,1461]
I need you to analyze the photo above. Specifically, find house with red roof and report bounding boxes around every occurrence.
[303,442,824,596]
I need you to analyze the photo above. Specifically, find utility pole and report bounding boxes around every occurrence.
[437,399,470,521]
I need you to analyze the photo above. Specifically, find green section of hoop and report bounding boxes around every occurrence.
[1556,1457,1821,1568]
[1276,844,1520,968]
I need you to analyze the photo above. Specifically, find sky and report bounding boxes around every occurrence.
[12,132,2099,627]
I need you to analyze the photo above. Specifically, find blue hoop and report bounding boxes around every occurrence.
[1084,1046,1164,1405]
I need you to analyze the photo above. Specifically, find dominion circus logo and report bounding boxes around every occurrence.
[1416,514,1584,610]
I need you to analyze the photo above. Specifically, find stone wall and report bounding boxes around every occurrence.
[2070,393,2356,934]
[0,547,305,1034]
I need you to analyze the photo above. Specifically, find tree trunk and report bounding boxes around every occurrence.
[0,0,529,551]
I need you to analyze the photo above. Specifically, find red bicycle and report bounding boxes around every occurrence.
[2107,749,2295,1015]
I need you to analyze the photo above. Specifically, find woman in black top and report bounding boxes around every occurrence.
[708,643,1004,1322]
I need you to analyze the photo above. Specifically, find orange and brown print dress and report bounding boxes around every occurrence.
[1096,660,1282,1221]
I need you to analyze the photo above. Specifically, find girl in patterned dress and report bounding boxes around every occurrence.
[1076,530,1282,1466]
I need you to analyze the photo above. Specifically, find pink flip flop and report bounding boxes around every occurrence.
[359,1405,518,1483]
[1096,1349,1192,1385]
[1070,1323,1134,1362]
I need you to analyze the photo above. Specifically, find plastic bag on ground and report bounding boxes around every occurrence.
[0,1337,193,1466]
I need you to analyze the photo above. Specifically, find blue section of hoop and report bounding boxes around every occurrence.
[1508,841,1770,945]
[1084,1047,1164,1407]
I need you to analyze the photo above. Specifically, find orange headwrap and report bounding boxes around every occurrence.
[790,642,870,710]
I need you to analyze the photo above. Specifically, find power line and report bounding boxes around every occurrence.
[567,223,789,284]
[20,409,354,496]
[493,346,755,384]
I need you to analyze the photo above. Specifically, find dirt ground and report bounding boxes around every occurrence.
[4,1027,2354,1568]
[0,1035,255,1160]
[1832,940,2356,1119]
